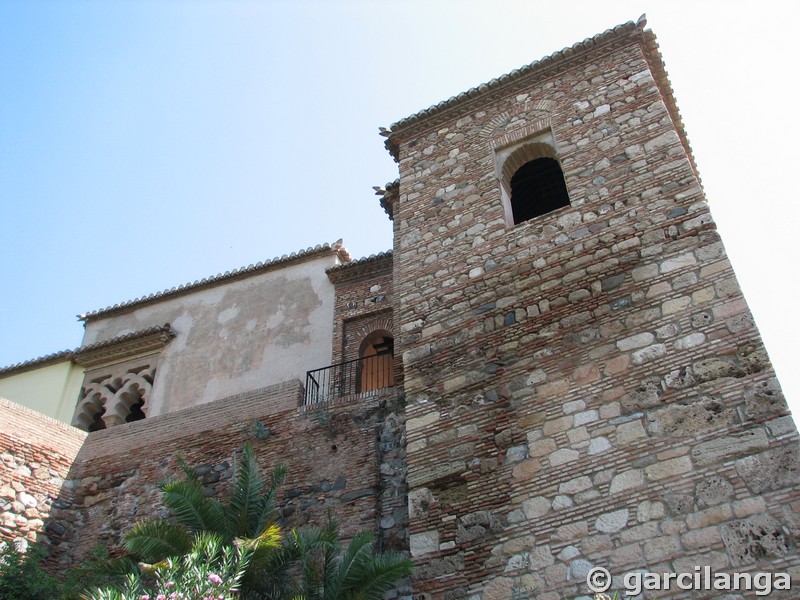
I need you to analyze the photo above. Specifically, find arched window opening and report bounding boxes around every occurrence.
[88,406,107,432]
[125,398,146,423]
[510,157,570,224]
[358,332,395,393]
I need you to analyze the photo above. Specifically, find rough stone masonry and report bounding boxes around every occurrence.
[386,17,800,600]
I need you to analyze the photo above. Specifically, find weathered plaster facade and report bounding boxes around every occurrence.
[0,360,84,423]
[79,246,344,417]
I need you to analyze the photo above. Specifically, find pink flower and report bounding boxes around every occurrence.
[138,596,150,600]
[156,595,166,600]
[207,573,223,585]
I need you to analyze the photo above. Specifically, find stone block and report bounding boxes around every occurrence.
[595,509,629,533]
[735,445,800,493]
[543,415,573,436]
[720,514,789,567]
[410,530,440,557]
[686,504,733,529]
[645,456,693,481]
[744,377,788,420]
[588,437,611,455]
[528,545,555,569]
[695,475,734,508]
[632,343,667,365]
[523,496,551,519]
[554,521,589,541]
[609,469,644,494]
[549,448,580,467]
[407,411,440,432]
[617,332,655,351]
[691,429,769,466]
[636,500,665,522]
[644,535,681,562]
[616,420,647,444]
[647,397,736,437]
[559,476,593,495]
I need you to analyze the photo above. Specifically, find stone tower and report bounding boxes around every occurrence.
[385,17,800,599]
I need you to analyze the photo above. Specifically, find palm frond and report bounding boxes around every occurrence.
[162,479,227,535]
[235,523,282,552]
[334,531,374,594]
[339,550,413,599]
[124,519,194,562]
[227,442,266,537]
[251,462,287,536]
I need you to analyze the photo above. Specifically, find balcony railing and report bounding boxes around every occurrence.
[304,354,395,405]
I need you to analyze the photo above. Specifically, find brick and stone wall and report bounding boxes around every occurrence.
[0,398,86,554]
[1,385,407,582]
[388,22,800,600]
[328,252,394,366]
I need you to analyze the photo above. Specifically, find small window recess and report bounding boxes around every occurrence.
[494,128,571,226]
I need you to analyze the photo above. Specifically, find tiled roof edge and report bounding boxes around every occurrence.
[80,241,348,322]
[0,349,75,377]
[640,27,701,186]
[387,17,644,137]
[0,324,179,376]
[74,324,175,358]
[326,250,393,283]
[373,179,400,220]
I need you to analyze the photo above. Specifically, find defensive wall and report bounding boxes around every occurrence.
[388,18,800,599]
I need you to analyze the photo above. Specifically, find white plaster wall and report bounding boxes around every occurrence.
[81,254,337,416]
[0,360,85,423]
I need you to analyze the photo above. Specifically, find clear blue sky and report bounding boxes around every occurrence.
[2,1,798,410]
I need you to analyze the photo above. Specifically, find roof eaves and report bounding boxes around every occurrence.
[326,250,393,284]
[80,240,348,322]
[386,17,645,141]
[74,324,176,368]
[0,349,76,378]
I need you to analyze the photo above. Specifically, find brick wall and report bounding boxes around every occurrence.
[389,24,800,600]
[329,253,394,366]
[0,398,86,554]
[1,384,406,580]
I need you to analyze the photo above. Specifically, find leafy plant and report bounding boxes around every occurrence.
[85,533,250,600]
[125,443,286,562]
[0,541,61,600]
[256,517,412,600]
[89,442,411,599]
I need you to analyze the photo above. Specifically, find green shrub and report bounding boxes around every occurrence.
[0,541,62,600]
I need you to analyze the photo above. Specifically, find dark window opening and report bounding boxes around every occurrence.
[510,157,570,224]
[88,406,107,432]
[125,398,146,423]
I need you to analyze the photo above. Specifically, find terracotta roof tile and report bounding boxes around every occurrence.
[80,241,349,322]
[387,17,646,137]
[0,349,75,377]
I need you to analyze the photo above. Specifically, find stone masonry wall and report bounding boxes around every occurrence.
[390,26,800,600]
[0,398,86,555]
[1,384,407,585]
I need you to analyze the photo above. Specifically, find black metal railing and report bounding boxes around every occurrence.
[304,354,394,405]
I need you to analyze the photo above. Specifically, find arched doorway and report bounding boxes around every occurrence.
[358,331,395,393]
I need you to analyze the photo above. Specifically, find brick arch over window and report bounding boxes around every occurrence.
[496,138,571,226]
[501,142,556,183]
[343,313,394,363]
